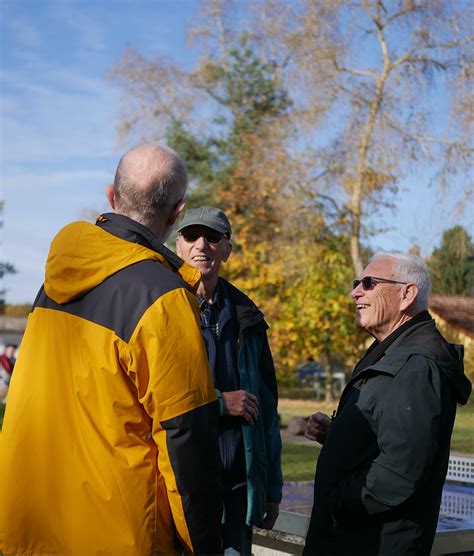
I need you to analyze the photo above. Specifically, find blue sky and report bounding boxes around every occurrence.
[1,0,472,304]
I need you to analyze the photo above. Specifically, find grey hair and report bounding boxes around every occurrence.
[113,144,188,229]
[370,251,431,311]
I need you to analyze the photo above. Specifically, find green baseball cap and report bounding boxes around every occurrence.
[177,206,232,238]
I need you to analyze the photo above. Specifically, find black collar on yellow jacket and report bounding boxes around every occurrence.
[96,212,184,272]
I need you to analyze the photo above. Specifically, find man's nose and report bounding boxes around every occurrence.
[350,284,361,298]
[194,235,208,248]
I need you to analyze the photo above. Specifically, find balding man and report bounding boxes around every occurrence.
[0,145,222,555]
[303,252,471,555]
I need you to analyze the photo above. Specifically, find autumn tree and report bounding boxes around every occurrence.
[238,0,473,274]
[110,0,472,275]
[164,38,292,212]
[110,33,361,383]
[428,226,474,295]
[108,0,472,382]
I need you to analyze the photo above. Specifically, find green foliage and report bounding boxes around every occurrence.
[0,262,16,279]
[202,38,291,138]
[165,119,218,207]
[165,37,291,202]
[0,262,17,315]
[451,403,474,454]
[428,226,474,295]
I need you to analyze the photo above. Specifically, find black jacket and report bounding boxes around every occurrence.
[304,316,471,555]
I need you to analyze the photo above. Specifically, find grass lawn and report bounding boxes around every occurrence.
[282,442,319,482]
[450,403,474,454]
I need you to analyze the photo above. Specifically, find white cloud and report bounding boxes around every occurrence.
[3,169,112,191]
[1,66,120,164]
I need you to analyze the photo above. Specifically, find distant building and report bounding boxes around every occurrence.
[429,295,474,383]
[0,315,27,350]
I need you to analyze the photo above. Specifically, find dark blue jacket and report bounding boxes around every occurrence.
[201,277,283,526]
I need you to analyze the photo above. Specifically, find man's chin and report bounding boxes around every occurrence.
[196,269,212,279]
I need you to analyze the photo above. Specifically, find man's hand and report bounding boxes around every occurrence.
[221,390,259,424]
[260,501,279,530]
[304,412,332,445]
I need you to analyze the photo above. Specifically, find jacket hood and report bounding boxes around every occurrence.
[382,345,471,406]
[400,319,472,405]
[358,318,472,406]
[44,220,201,304]
[435,345,472,405]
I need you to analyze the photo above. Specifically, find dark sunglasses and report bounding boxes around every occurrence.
[352,276,408,290]
[180,229,225,244]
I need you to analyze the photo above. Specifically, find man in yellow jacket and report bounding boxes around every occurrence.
[0,145,222,555]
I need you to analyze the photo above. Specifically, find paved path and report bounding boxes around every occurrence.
[280,428,319,446]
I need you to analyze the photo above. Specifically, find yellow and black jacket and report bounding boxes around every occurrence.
[0,213,222,555]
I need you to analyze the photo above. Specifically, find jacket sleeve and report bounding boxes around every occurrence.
[259,332,283,504]
[126,287,223,554]
[331,355,444,519]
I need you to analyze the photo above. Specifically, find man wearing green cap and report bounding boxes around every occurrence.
[176,206,282,555]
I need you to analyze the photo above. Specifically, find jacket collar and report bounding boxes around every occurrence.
[353,310,432,376]
[96,213,201,291]
[218,277,267,333]
[342,320,470,405]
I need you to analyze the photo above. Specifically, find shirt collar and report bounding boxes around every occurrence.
[196,280,223,309]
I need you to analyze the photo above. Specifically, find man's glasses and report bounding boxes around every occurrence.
[352,276,408,290]
[180,229,225,244]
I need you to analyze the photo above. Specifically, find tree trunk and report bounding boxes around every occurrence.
[324,347,336,402]
[350,18,391,276]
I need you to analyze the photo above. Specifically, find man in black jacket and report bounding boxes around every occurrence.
[303,251,471,555]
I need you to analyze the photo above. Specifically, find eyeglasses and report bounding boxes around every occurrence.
[180,229,225,244]
[352,276,408,290]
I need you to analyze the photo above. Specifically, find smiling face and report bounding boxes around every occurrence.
[176,225,232,286]
[351,258,411,341]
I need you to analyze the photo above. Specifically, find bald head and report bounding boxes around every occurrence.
[109,144,188,239]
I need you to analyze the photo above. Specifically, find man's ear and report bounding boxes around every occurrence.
[222,241,233,263]
[400,283,419,313]
[105,184,115,209]
[175,235,183,258]
[166,199,186,228]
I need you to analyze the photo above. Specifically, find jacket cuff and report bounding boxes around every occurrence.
[215,388,225,416]
[266,484,283,504]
